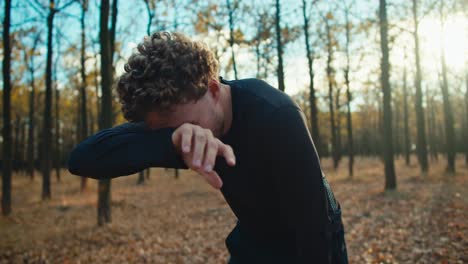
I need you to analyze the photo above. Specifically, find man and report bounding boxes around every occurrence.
[68,31,348,263]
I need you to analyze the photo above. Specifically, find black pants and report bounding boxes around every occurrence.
[227,212,348,264]
[228,177,348,263]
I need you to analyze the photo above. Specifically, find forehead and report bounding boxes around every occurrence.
[147,100,201,128]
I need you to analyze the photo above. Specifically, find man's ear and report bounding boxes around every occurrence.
[207,78,221,102]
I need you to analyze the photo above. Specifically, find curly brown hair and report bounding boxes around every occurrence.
[115,32,219,122]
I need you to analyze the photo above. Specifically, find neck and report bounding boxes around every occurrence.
[221,83,233,136]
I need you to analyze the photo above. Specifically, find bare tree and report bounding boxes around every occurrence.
[342,0,354,177]
[323,12,339,169]
[426,86,438,161]
[302,0,321,155]
[143,0,155,35]
[24,32,42,180]
[226,0,239,79]
[53,30,61,182]
[2,0,12,215]
[80,0,89,191]
[140,0,158,184]
[274,0,285,91]
[42,0,56,199]
[465,72,468,165]
[438,0,455,174]
[402,49,411,165]
[379,0,396,190]
[98,0,118,226]
[411,0,429,173]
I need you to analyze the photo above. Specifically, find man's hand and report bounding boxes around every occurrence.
[171,123,236,189]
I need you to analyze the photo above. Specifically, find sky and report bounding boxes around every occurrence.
[1,0,467,108]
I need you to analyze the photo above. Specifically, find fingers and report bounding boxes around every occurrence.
[199,170,223,189]
[181,127,193,153]
[203,135,218,173]
[173,123,236,189]
[171,124,193,153]
[192,127,208,168]
[218,142,236,166]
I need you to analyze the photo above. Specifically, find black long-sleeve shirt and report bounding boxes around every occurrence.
[68,77,332,263]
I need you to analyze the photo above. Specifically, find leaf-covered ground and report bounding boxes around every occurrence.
[1,157,467,264]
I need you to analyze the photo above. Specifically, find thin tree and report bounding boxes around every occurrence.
[302,0,321,155]
[426,86,438,160]
[13,116,21,173]
[324,12,339,169]
[411,0,429,173]
[19,119,26,175]
[402,49,411,165]
[342,0,354,177]
[140,0,156,184]
[80,0,89,191]
[274,0,285,91]
[143,0,155,36]
[335,84,343,165]
[2,0,12,215]
[226,0,238,79]
[438,0,455,174]
[379,0,396,190]
[42,0,56,199]
[53,32,61,182]
[98,0,117,225]
[24,32,41,180]
[465,72,468,165]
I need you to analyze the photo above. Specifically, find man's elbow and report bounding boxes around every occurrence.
[67,145,100,179]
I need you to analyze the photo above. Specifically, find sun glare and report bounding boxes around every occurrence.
[419,14,468,72]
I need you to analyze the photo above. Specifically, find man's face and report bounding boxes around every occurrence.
[146,88,225,137]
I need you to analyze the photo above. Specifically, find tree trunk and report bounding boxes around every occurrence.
[254,12,264,79]
[227,0,238,79]
[13,116,20,172]
[94,52,101,126]
[54,65,60,182]
[42,0,55,199]
[26,39,38,180]
[465,73,468,165]
[302,0,321,156]
[426,87,438,161]
[412,0,429,173]
[335,88,342,165]
[403,55,410,165]
[325,17,338,169]
[80,1,89,191]
[20,119,26,174]
[438,0,455,174]
[379,0,396,190]
[343,7,354,177]
[274,0,285,91]
[143,0,154,36]
[98,0,114,226]
[2,0,12,215]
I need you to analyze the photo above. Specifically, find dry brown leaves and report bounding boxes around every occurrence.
[0,156,467,264]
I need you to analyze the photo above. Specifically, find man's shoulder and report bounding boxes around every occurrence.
[224,78,304,133]
[228,78,298,112]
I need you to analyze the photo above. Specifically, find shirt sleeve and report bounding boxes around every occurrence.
[67,122,187,179]
[264,105,330,263]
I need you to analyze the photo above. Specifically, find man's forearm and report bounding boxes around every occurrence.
[67,122,187,179]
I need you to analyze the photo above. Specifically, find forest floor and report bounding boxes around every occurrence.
[0,156,467,264]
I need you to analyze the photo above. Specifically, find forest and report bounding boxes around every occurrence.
[1,0,467,263]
